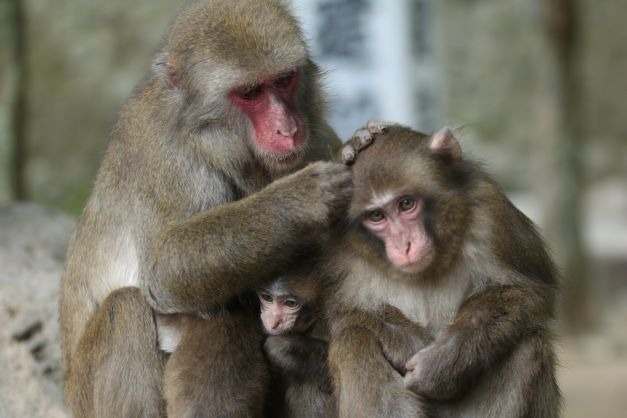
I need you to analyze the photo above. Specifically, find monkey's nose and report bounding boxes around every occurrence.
[277,122,297,137]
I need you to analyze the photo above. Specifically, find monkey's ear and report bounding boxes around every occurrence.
[429,127,462,161]
[152,52,181,89]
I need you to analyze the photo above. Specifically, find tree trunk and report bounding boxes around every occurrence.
[535,0,590,333]
[0,0,28,201]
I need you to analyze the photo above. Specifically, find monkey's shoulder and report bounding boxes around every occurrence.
[466,177,557,286]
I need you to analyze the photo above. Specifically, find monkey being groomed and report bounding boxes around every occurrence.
[59,1,352,417]
[328,125,561,418]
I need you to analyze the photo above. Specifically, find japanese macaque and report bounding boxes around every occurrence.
[258,272,321,337]
[59,1,351,416]
[258,261,335,418]
[328,125,561,417]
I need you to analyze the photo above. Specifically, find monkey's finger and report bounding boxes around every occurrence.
[404,350,423,371]
[366,120,396,134]
[341,128,375,164]
[341,144,357,164]
[352,127,375,150]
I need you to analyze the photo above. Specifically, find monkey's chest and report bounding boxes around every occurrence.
[344,267,470,334]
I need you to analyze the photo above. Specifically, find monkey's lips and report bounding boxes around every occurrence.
[276,152,300,165]
[271,149,304,166]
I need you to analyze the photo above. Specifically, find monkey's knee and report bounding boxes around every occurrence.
[99,287,153,332]
[68,287,166,418]
[165,315,268,418]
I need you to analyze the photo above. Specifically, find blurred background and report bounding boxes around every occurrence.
[0,0,625,416]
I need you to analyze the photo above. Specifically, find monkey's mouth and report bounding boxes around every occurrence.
[272,149,304,165]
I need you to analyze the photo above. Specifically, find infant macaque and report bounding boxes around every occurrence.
[258,264,333,418]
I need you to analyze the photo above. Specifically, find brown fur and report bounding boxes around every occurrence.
[327,125,561,417]
[60,1,349,416]
[262,255,336,418]
[164,312,268,418]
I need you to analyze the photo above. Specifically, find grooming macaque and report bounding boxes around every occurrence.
[258,262,334,418]
[59,1,351,416]
[328,125,561,417]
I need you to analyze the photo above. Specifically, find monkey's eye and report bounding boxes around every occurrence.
[398,197,416,212]
[273,71,295,88]
[260,293,273,303]
[237,84,264,101]
[284,299,300,309]
[366,210,385,223]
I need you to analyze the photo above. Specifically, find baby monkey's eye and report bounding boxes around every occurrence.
[260,293,273,303]
[398,197,416,212]
[367,210,385,223]
[284,299,299,309]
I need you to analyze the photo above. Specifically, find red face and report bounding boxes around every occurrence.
[362,194,434,273]
[229,71,305,164]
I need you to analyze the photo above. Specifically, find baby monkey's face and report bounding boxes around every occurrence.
[258,289,314,335]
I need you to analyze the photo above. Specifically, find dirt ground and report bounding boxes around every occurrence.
[558,305,627,418]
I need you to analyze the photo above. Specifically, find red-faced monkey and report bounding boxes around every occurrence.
[59,1,352,416]
[258,261,335,418]
[328,125,561,417]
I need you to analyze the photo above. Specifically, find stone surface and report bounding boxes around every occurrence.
[0,202,74,418]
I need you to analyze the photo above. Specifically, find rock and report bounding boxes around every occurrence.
[0,202,74,418]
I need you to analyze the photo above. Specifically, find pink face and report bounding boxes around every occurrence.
[258,291,303,335]
[362,195,434,273]
[229,71,305,162]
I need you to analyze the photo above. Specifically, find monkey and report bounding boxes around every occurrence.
[327,125,561,417]
[257,261,335,418]
[59,1,353,416]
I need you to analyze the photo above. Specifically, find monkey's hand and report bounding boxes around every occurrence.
[272,161,352,227]
[331,306,431,374]
[264,334,328,379]
[341,121,396,164]
[379,305,433,373]
[403,336,465,401]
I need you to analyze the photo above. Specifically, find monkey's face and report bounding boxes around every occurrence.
[229,70,307,172]
[360,194,435,274]
[258,290,314,335]
[348,126,469,276]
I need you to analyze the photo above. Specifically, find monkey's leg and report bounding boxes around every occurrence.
[512,331,561,418]
[440,330,561,418]
[329,326,427,418]
[66,287,167,418]
[164,313,269,418]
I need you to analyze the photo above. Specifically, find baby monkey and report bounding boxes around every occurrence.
[258,261,334,418]
[258,274,318,336]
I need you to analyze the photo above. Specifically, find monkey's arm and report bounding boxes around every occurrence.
[404,284,554,400]
[144,162,351,314]
[332,306,432,372]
